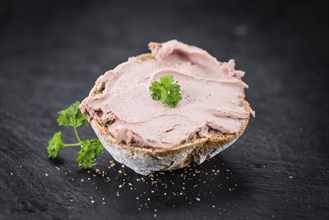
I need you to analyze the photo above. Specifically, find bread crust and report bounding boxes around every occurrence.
[87,53,252,175]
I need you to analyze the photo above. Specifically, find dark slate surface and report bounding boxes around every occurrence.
[0,1,328,219]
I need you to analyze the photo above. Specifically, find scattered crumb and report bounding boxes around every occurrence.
[91,200,95,204]
[196,198,201,202]
[289,176,294,179]
[45,173,48,177]
[10,172,13,176]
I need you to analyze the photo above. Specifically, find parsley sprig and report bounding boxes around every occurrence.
[47,101,104,168]
[149,75,182,107]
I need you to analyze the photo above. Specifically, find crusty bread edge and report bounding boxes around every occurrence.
[91,119,248,175]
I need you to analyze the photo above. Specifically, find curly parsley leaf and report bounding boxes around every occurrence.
[149,75,182,107]
[47,131,64,159]
[76,139,104,168]
[47,101,104,168]
[57,101,88,127]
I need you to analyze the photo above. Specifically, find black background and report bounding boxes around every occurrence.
[0,1,328,219]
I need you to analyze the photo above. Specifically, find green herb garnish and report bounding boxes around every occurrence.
[47,101,104,168]
[149,75,182,107]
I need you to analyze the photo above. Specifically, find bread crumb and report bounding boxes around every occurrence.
[45,173,48,177]
[196,198,201,202]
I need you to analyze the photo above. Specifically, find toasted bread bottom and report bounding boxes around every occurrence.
[91,116,249,175]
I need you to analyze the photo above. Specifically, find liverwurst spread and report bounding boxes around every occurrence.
[80,40,254,149]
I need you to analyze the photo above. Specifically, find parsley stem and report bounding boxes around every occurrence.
[63,143,81,147]
[73,126,82,143]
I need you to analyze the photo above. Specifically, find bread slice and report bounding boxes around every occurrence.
[87,53,252,176]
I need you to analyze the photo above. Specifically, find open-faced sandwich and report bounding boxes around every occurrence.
[80,40,254,175]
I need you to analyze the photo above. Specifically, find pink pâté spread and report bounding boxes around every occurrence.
[80,40,254,149]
